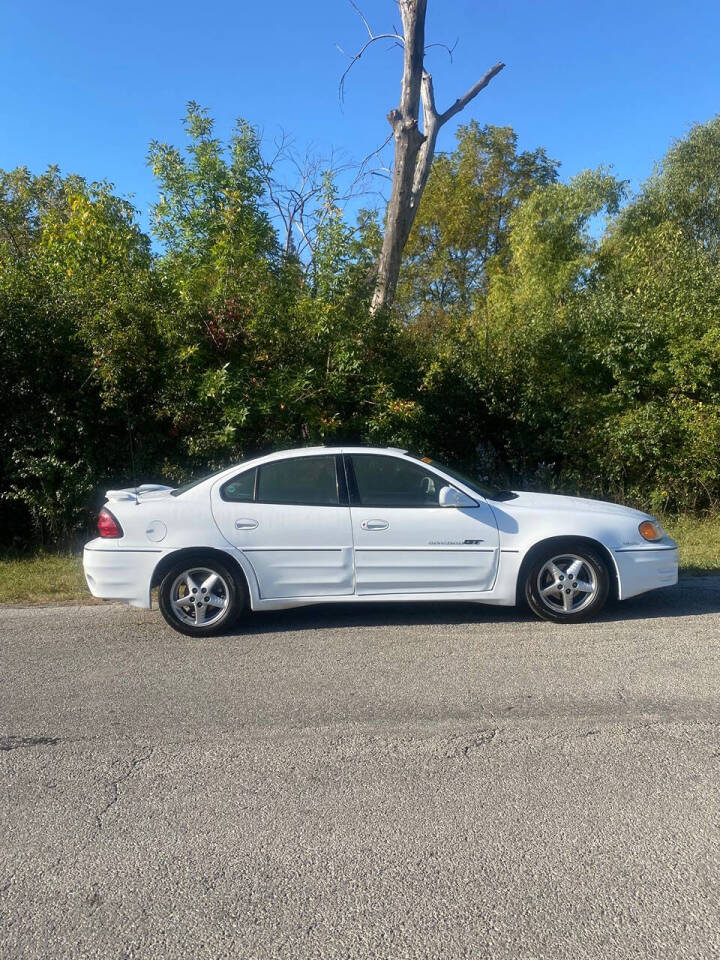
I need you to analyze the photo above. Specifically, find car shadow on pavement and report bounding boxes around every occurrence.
[229,575,720,637]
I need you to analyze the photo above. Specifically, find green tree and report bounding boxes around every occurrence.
[579,121,720,510]
[408,169,625,482]
[0,168,164,544]
[619,117,720,262]
[397,123,558,316]
[5,106,720,549]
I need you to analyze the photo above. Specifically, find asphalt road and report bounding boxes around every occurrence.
[2,578,720,960]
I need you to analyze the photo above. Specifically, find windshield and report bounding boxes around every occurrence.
[405,454,516,501]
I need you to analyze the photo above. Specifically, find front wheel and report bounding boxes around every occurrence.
[525,544,609,623]
[158,556,244,637]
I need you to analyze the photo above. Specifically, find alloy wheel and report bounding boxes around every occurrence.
[536,553,599,616]
[169,567,230,628]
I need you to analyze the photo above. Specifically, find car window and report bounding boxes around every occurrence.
[220,468,256,503]
[349,454,448,507]
[256,456,339,506]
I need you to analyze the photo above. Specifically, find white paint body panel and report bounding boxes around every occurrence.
[211,497,354,599]
[350,505,498,594]
[83,446,678,613]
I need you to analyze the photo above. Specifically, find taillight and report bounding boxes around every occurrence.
[98,508,123,538]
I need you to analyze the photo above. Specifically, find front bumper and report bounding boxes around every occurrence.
[83,540,160,608]
[614,545,679,600]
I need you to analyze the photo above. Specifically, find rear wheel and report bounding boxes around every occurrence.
[525,544,609,623]
[158,556,244,637]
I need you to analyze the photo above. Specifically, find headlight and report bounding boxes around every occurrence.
[638,520,664,542]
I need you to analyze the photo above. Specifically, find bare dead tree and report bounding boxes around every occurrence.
[261,134,377,269]
[340,0,504,312]
[262,135,336,261]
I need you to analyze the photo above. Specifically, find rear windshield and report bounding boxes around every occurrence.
[171,468,228,497]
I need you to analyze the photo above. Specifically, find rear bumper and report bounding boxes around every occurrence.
[615,546,679,600]
[83,540,160,608]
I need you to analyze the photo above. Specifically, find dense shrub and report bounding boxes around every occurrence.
[1,110,720,548]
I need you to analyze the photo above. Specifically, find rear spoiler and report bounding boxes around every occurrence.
[104,484,174,503]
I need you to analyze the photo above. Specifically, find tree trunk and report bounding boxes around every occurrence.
[370,0,504,314]
[370,0,427,314]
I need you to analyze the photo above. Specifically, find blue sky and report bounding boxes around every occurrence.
[2,0,719,231]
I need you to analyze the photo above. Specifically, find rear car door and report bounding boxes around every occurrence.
[211,454,354,599]
[345,453,499,595]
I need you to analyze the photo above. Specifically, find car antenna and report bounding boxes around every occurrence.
[126,404,138,499]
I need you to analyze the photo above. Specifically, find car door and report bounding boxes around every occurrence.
[345,453,499,595]
[211,454,354,599]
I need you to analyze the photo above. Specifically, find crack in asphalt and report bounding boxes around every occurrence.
[95,748,154,831]
[0,735,60,752]
[440,727,501,759]
[462,728,500,757]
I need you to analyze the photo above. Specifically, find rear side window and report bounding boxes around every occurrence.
[256,456,340,506]
[221,468,256,502]
[349,454,445,507]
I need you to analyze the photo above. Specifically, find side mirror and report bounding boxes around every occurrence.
[438,485,477,508]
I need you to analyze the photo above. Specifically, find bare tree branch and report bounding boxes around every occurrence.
[349,0,374,39]
[424,37,458,61]
[353,131,394,186]
[337,2,405,104]
[261,131,377,266]
[338,32,405,104]
[438,61,505,126]
[411,69,440,207]
[420,69,439,126]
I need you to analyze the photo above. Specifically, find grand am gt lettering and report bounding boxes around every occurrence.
[84,447,679,637]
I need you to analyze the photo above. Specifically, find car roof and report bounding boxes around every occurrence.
[225,446,410,480]
[208,446,412,486]
[248,446,409,457]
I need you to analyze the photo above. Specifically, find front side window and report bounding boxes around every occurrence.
[256,456,339,506]
[349,454,449,508]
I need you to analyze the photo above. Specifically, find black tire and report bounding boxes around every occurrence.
[524,542,610,624]
[158,554,246,637]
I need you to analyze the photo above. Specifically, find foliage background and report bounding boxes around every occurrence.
[2,106,719,547]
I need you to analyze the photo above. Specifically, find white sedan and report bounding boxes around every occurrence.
[83,446,678,636]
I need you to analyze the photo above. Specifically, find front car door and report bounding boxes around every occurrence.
[211,454,354,599]
[345,453,499,595]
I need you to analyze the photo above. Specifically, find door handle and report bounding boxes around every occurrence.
[235,518,259,530]
[361,519,389,531]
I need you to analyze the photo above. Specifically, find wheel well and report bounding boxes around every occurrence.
[515,536,619,605]
[151,547,250,598]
